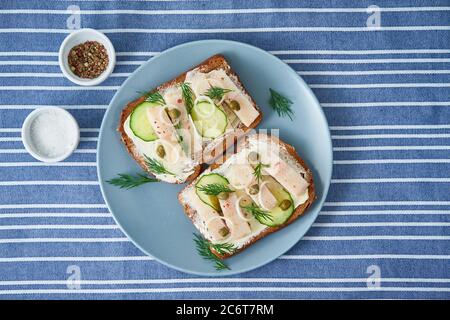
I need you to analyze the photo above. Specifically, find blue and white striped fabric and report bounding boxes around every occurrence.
[0,0,449,299]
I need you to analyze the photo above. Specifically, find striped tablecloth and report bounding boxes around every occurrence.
[0,0,449,300]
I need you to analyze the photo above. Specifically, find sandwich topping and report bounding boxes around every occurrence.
[124,66,260,183]
[180,134,311,249]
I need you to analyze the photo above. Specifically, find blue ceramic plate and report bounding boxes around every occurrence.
[97,40,332,276]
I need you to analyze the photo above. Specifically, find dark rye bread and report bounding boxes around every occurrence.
[178,133,316,259]
[118,54,262,183]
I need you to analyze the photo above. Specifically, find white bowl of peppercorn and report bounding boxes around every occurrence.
[59,28,116,86]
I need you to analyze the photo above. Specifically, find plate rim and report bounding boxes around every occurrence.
[97,39,333,276]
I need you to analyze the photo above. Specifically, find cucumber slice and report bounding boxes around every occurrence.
[130,102,159,142]
[255,187,294,227]
[191,100,228,139]
[195,173,229,211]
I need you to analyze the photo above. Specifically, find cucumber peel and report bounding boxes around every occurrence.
[191,100,228,139]
[195,173,229,211]
[130,102,159,142]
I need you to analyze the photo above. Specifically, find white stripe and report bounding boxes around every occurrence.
[320,210,450,215]
[0,61,59,65]
[2,222,445,230]
[287,58,450,64]
[311,83,450,89]
[0,104,108,109]
[332,178,450,183]
[0,256,152,262]
[0,86,119,91]
[2,26,450,34]
[1,7,450,14]
[0,224,118,230]
[0,213,110,218]
[333,146,450,151]
[0,72,130,78]
[0,128,98,132]
[0,236,447,244]
[322,101,450,108]
[332,133,450,139]
[4,70,450,78]
[324,201,450,206]
[0,162,97,167]
[280,254,450,260]
[1,49,450,57]
[0,137,98,142]
[330,124,450,130]
[0,287,448,294]
[0,52,58,56]
[0,204,107,209]
[312,222,450,227]
[0,237,129,244]
[3,81,446,91]
[0,278,448,286]
[0,181,99,186]
[2,57,450,67]
[299,70,450,76]
[1,254,449,263]
[0,149,96,153]
[274,49,450,55]
[302,236,450,240]
[334,159,450,164]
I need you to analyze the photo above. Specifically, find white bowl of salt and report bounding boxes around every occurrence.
[22,107,80,163]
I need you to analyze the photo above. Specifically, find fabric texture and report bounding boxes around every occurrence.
[0,0,449,299]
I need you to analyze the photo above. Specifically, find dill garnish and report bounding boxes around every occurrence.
[253,162,269,183]
[144,155,175,176]
[197,183,234,196]
[204,86,232,101]
[193,234,235,270]
[269,88,294,120]
[241,203,273,222]
[180,82,195,113]
[145,91,166,105]
[106,173,158,189]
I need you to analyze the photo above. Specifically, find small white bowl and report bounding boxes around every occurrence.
[58,28,116,86]
[22,107,80,163]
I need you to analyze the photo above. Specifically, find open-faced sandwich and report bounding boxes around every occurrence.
[118,55,262,184]
[178,133,316,258]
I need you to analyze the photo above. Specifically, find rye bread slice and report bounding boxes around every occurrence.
[178,133,317,258]
[118,54,262,184]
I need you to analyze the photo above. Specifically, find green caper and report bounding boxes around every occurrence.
[248,184,259,195]
[239,198,251,207]
[167,108,181,122]
[217,192,229,200]
[279,199,292,210]
[229,100,240,111]
[248,151,259,163]
[156,144,166,158]
[219,227,229,237]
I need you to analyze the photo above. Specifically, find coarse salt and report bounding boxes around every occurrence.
[29,110,77,158]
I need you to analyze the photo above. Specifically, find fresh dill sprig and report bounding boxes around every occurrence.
[180,82,195,113]
[193,234,235,270]
[269,88,294,120]
[204,86,232,101]
[144,155,175,176]
[145,91,166,105]
[197,183,234,196]
[253,162,269,183]
[241,203,273,222]
[106,173,158,189]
